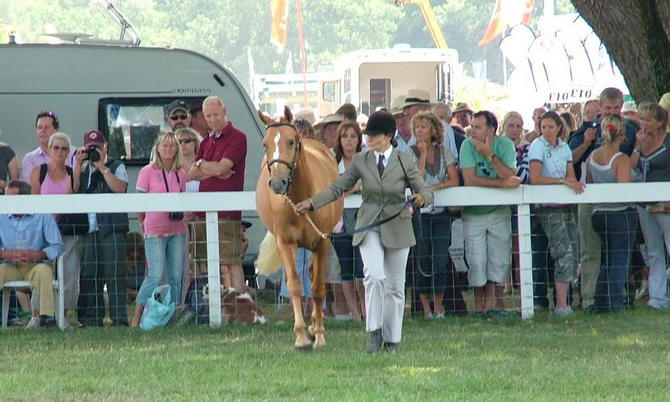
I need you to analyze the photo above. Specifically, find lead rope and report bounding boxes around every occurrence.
[282,194,329,239]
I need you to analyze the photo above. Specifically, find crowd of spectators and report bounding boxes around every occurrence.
[1,86,669,330]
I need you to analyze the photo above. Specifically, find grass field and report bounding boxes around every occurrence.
[2,306,670,401]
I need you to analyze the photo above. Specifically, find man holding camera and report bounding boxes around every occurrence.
[74,130,130,327]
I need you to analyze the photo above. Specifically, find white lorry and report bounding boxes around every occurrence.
[318,45,459,117]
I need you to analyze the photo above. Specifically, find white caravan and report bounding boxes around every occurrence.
[318,45,459,117]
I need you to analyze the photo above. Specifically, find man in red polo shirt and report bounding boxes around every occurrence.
[189,96,247,290]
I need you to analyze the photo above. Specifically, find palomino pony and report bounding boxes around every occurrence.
[256,108,343,350]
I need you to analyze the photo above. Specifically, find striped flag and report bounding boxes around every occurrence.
[478,0,534,47]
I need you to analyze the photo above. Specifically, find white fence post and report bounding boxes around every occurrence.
[518,203,534,320]
[205,211,222,327]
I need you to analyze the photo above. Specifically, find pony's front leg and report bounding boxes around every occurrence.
[309,239,330,349]
[277,236,312,350]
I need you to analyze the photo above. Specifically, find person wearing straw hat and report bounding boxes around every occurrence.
[395,90,432,151]
[453,102,474,129]
[390,95,409,148]
[314,113,344,149]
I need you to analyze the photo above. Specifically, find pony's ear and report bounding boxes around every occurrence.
[284,105,293,123]
[258,110,275,126]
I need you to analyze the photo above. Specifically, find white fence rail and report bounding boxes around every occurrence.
[2,182,669,324]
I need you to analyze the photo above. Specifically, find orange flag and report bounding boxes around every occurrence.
[478,0,534,47]
[270,0,289,52]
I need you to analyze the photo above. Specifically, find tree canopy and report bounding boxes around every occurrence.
[1,0,581,94]
[571,0,670,101]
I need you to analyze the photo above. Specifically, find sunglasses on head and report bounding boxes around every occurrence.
[178,138,194,145]
[170,114,188,121]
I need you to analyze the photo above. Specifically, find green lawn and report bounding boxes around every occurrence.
[2,308,669,401]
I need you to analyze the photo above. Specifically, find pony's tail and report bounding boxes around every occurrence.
[255,232,283,275]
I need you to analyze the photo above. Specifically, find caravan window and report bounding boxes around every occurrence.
[98,97,204,165]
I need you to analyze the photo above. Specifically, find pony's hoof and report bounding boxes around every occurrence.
[313,335,326,349]
[295,342,313,352]
[307,327,316,342]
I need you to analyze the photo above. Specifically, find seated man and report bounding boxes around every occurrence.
[0,180,64,329]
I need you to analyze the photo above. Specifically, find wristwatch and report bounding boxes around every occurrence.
[195,159,203,168]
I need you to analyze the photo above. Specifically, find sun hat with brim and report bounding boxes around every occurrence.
[363,111,396,136]
[390,95,407,116]
[399,89,432,109]
[314,113,344,129]
[453,102,473,115]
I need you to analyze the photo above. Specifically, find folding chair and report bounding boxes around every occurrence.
[1,256,65,330]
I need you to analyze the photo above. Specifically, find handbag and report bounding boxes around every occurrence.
[140,285,176,330]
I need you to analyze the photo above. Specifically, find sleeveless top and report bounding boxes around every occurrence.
[40,170,70,195]
[587,152,630,212]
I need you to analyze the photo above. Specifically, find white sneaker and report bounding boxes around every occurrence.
[25,317,43,330]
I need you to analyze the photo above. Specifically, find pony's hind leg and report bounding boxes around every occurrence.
[277,237,312,350]
[309,239,330,349]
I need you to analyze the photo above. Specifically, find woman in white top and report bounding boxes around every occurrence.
[529,111,584,317]
[586,114,636,312]
[332,120,365,321]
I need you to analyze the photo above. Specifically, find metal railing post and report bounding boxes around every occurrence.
[206,211,222,327]
[518,203,534,319]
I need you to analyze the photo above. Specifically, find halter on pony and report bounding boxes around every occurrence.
[264,122,302,195]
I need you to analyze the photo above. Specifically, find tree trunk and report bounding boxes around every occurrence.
[571,0,670,102]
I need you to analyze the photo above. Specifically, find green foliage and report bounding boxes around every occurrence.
[0,0,578,91]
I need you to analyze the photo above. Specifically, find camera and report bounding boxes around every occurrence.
[591,120,600,129]
[168,212,184,221]
[84,146,101,162]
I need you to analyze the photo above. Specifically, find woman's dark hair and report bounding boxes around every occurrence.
[539,111,566,140]
[35,111,60,130]
[560,112,577,132]
[335,120,362,162]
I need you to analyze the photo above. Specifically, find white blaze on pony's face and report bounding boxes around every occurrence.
[272,131,280,167]
[263,125,301,194]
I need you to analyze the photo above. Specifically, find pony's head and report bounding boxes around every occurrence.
[258,107,301,194]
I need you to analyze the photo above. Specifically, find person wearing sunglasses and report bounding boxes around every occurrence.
[175,128,202,193]
[29,132,81,328]
[166,100,192,131]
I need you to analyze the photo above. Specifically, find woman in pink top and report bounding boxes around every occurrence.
[29,132,80,328]
[132,132,187,327]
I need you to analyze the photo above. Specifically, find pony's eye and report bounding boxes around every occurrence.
[287,140,294,148]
